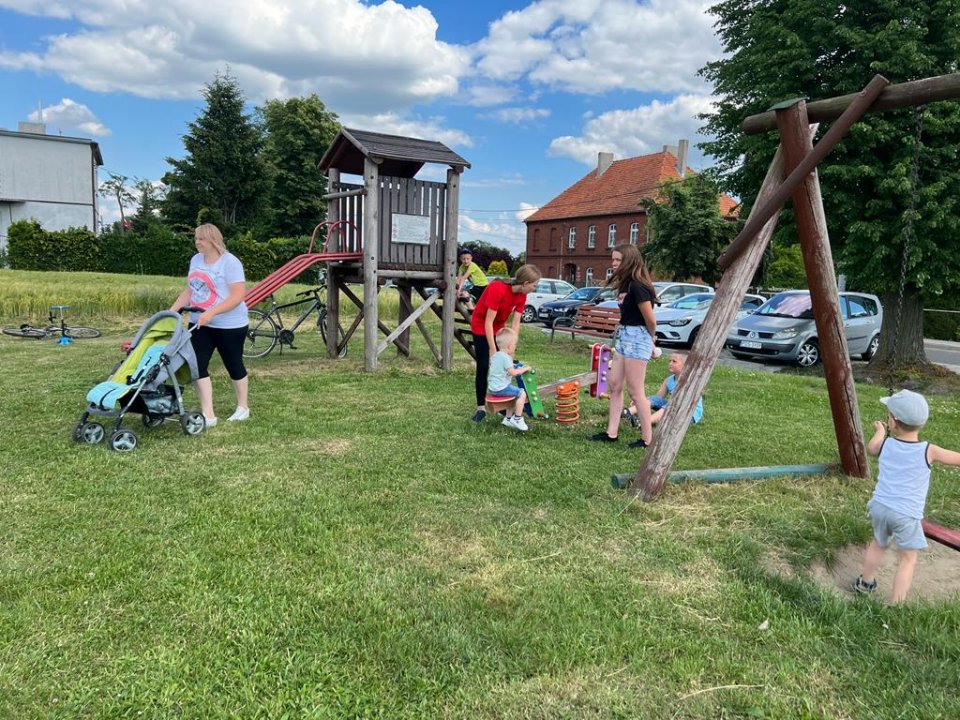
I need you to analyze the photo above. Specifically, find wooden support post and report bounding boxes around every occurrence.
[442,168,462,371]
[362,158,380,372]
[776,101,869,479]
[632,149,788,500]
[397,286,413,358]
[326,169,342,359]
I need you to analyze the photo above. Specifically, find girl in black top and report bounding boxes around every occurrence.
[587,244,659,447]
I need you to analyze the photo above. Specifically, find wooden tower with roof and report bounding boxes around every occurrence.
[318,128,471,371]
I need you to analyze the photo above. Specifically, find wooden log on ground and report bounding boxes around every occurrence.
[612,464,831,490]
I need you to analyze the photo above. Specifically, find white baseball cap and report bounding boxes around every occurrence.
[880,389,929,427]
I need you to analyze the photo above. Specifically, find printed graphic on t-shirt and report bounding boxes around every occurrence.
[188,270,219,309]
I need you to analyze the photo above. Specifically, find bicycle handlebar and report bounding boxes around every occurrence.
[295,286,325,298]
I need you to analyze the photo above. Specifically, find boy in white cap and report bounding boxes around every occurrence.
[853,389,960,604]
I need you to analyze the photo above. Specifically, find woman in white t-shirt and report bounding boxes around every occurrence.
[170,223,250,428]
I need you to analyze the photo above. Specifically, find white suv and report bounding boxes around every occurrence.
[521,278,577,322]
[654,281,714,304]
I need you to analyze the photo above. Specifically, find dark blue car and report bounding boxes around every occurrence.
[537,286,617,325]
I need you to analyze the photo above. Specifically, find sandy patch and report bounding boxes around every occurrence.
[810,541,960,604]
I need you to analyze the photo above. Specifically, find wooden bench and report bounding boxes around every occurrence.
[550,305,620,342]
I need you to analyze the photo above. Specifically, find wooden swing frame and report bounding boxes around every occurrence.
[627,72,960,501]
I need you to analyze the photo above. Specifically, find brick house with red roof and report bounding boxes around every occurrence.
[524,141,738,286]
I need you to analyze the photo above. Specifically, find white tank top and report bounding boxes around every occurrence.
[871,437,931,519]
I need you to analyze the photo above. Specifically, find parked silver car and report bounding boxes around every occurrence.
[725,290,882,367]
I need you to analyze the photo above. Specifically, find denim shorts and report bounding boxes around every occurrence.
[489,384,521,398]
[615,325,654,361]
[868,499,928,550]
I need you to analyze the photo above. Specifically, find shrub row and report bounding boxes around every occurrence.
[6,220,315,282]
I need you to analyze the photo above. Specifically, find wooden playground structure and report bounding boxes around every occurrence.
[624,72,960,516]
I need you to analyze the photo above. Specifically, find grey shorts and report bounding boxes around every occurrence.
[868,499,928,550]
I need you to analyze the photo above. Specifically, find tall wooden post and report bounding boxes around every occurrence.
[363,158,380,372]
[326,168,341,359]
[776,101,868,478]
[442,168,462,370]
[397,286,412,357]
[632,150,788,499]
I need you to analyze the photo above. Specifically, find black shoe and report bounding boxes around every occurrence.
[471,410,487,423]
[627,438,648,449]
[587,431,618,443]
[852,575,877,594]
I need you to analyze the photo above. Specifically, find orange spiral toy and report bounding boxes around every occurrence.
[554,381,581,424]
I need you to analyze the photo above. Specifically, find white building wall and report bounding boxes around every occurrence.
[0,131,101,252]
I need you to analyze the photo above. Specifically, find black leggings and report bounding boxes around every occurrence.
[192,325,248,381]
[473,333,491,407]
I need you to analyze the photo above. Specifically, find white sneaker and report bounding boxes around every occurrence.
[502,415,528,432]
[227,407,250,422]
[204,416,218,428]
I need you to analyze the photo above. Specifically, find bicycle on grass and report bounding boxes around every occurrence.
[244,285,347,359]
[2,305,101,340]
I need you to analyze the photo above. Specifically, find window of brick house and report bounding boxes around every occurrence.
[533,227,540,251]
[568,226,576,249]
[605,267,614,281]
[587,225,596,249]
[630,222,639,244]
[585,267,594,285]
[607,224,616,248]
[550,227,558,251]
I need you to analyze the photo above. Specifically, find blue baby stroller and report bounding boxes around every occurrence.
[74,310,205,452]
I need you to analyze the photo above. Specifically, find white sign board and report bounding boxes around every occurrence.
[391,213,431,245]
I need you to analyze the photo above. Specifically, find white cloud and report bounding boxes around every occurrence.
[340,111,472,150]
[516,202,538,221]
[475,0,721,94]
[459,212,527,255]
[28,98,111,137]
[464,84,517,107]
[482,107,550,124]
[548,94,715,167]
[0,0,470,113]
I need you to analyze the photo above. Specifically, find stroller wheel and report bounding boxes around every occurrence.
[142,414,165,428]
[77,422,105,445]
[181,411,206,436]
[109,429,138,452]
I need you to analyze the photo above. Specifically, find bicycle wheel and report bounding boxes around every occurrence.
[2,325,46,339]
[64,325,101,339]
[244,310,279,358]
[316,309,348,357]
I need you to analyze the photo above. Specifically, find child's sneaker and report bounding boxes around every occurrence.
[503,415,528,432]
[627,438,648,449]
[227,407,250,422]
[852,575,877,595]
[471,409,487,423]
[204,416,218,428]
[622,408,640,429]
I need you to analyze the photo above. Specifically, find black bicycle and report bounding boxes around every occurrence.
[244,286,347,359]
[2,305,101,340]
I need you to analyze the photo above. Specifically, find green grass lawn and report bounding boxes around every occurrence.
[1,270,959,719]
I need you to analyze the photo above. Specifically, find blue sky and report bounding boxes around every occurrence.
[0,0,725,255]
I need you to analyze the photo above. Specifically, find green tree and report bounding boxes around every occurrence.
[640,173,738,285]
[162,71,267,232]
[460,241,513,274]
[699,0,960,369]
[98,172,135,232]
[257,94,340,239]
[129,178,166,233]
[487,259,509,276]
